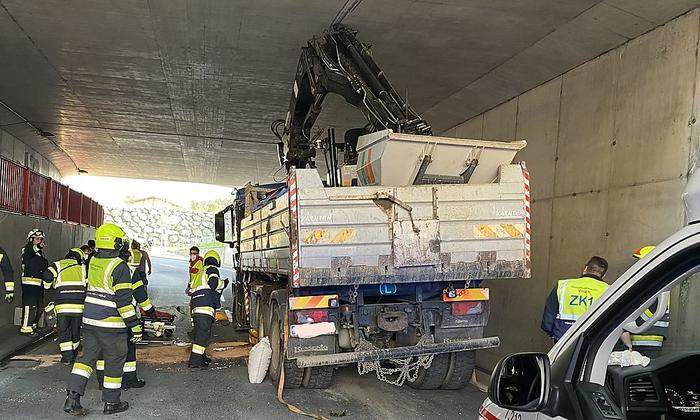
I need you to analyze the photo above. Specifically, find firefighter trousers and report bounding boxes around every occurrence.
[189,314,213,366]
[96,330,138,385]
[57,315,82,360]
[67,328,128,403]
[20,285,43,333]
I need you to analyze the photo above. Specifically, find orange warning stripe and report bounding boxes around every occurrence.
[288,294,339,310]
[442,288,490,302]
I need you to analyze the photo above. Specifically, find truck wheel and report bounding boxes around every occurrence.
[268,302,304,389]
[302,366,335,389]
[255,298,268,339]
[440,351,475,390]
[407,353,450,390]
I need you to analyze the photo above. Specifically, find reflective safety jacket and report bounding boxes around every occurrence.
[0,247,14,294]
[190,265,228,317]
[21,244,48,287]
[82,251,139,332]
[188,257,204,290]
[42,258,87,315]
[541,276,609,340]
[631,302,670,350]
[128,249,142,273]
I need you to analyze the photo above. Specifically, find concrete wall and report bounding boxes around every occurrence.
[444,10,700,373]
[0,128,61,180]
[0,211,94,327]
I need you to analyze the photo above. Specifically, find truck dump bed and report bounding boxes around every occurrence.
[239,163,531,288]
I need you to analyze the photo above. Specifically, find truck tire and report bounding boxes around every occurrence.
[255,298,269,339]
[407,353,450,390]
[302,366,335,389]
[440,351,475,390]
[268,302,304,389]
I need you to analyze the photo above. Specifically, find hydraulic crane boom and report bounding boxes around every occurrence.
[273,24,432,169]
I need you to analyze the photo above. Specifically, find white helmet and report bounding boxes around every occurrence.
[27,229,45,241]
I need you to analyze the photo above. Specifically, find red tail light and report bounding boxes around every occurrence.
[451,301,483,316]
[294,309,329,324]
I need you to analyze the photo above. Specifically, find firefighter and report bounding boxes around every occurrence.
[127,240,142,280]
[1,245,14,303]
[42,246,89,364]
[64,223,141,415]
[186,246,204,296]
[188,250,228,368]
[622,246,669,357]
[130,240,152,286]
[20,229,49,335]
[95,239,155,390]
[541,256,609,342]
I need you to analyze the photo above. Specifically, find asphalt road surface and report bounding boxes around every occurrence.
[0,256,486,419]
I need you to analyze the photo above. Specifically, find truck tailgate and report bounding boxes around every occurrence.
[292,164,530,287]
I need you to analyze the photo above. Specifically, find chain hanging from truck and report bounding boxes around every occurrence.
[356,336,434,387]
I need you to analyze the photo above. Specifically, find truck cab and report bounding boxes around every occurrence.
[480,172,700,419]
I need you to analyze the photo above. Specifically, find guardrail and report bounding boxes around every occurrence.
[0,156,103,227]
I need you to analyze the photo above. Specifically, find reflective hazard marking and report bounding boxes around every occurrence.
[442,288,490,302]
[473,223,525,239]
[289,294,339,310]
[289,171,301,287]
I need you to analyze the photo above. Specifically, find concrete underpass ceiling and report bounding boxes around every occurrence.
[0,0,698,185]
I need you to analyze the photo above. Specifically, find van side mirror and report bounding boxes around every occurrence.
[488,352,550,412]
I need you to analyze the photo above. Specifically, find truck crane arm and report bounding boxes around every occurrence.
[274,24,432,169]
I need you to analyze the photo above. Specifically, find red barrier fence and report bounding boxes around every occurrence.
[0,156,103,227]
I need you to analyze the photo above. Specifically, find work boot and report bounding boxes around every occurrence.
[103,401,129,415]
[63,391,87,416]
[188,361,208,370]
[122,378,146,390]
[60,355,75,365]
[203,355,212,366]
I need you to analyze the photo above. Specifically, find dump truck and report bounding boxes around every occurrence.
[214,24,531,390]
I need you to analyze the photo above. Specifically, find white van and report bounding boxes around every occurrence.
[480,172,700,420]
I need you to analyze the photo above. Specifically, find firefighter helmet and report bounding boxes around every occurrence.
[633,245,656,259]
[94,223,126,250]
[27,229,45,241]
[203,250,221,266]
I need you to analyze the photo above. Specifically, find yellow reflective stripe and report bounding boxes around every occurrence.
[56,303,84,311]
[139,298,153,311]
[85,296,116,308]
[96,360,105,370]
[131,324,143,334]
[631,334,663,342]
[123,361,137,372]
[132,280,144,289]
[113,282,133,291]
[103,258,122,291]
[60,342,73,351]
[5,282,14,292]
[103,376,122,389]
[83,317,126,328]
[48,266,58,277]
[72,341,81,350]
[56,280,86,286]
[117,305,137,318]
[72,363,93,378]
[192,344,206,354]
[22,277,42,286]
